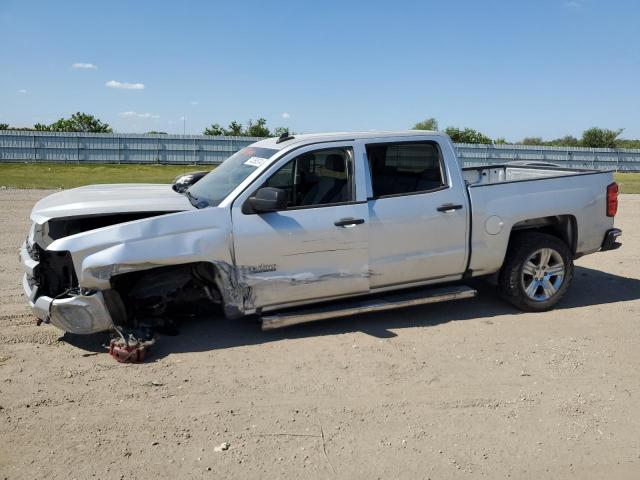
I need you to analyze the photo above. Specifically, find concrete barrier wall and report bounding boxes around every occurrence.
[2,131,640,171]
[454,143,640,171]
[0,131,260,165]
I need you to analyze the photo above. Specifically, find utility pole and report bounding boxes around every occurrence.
[182,116,186,164]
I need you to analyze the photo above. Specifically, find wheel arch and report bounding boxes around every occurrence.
[107,260,248,323]
[509,214,577,256]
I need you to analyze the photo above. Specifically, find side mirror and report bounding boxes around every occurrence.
[245,187,288,214]
[172,171,209,193]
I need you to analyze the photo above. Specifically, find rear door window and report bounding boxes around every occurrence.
[366,141,445,197]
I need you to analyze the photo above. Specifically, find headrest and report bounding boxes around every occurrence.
[297,154,314,170]
[324,154,345,172]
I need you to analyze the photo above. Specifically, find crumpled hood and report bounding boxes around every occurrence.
[31,184,194,224]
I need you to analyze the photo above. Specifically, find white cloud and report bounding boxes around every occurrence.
[564,1,582,8]
[106,80,145,90]
[282,112,290,119]
[72,62,97,69]
[118,111,159,119]
[189,101,199,106]
[18,89,27,94]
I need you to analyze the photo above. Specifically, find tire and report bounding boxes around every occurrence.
[498,232,574,312]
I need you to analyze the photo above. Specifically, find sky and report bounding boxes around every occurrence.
[1,0,639,140]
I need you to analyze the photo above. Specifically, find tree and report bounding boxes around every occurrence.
[413,117,439,131]
[618,139,640,149]
[246,118,270,137]
[581,127,622,148]
[226,121,244,136]
[0,123,8,130]
[520,137,544,146]
[203,118,276,137]
[444,127,492,144]
[146,131,168,135]
[203,123,225,136]
[548,135,580,147]
[493,137,509,145]
[37,112,112,133]
[518,135,581,147]
[203,121,246,136]
[272,127,290,137]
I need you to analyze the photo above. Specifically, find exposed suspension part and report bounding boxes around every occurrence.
[108,263,221,362]
[109,326,155,363]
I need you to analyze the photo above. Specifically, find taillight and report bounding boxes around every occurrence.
[606,182,618,217]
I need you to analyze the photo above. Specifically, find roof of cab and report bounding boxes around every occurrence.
[251,130,445,150]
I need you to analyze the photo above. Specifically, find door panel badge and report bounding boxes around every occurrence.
[241,264,278,274]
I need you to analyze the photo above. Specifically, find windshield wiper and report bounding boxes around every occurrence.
[183,190,207,209]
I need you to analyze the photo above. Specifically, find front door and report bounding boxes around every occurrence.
[231,142,369,310]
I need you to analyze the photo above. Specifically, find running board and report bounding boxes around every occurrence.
[261,285,477,330]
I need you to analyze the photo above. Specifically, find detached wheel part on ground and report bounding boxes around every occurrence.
[498,232,574,312]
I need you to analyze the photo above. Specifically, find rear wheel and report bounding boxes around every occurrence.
[498,232,573,311]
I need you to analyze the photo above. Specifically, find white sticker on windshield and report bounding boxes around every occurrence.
[244,157,268,168]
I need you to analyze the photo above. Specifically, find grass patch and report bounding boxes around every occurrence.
[0,163,214,189]
[615,172,640,194]
[0,163,638,193]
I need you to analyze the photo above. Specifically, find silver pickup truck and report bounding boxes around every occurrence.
[20,131,622,353]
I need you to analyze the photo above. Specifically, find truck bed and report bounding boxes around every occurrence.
[462,164,600,186]
[463,165,615,277]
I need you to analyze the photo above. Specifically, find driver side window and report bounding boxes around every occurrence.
[264,148,353,208]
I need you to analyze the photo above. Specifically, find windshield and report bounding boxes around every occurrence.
[187,146,278,207]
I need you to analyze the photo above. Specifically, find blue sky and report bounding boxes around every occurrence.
[1,0,638,140]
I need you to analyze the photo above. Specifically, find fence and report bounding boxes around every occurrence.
[454,143,640,171]
[0,131,260,165]
[2,131,640,171]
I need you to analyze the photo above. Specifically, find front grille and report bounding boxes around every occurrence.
[33,245,78,298]
[26,240,40,261]
[26,273,38,290]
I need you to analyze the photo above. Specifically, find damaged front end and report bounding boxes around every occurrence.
[21,224,226,362]
[22,232,225,336]
[21,193,236,352]
[21,240,113,334]
[20,181,246,364]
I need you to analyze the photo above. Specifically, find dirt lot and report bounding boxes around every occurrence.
[1,190,639,479]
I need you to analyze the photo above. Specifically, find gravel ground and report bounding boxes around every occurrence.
[1,189,639,479]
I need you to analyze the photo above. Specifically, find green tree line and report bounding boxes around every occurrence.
[412,117,640,148]
[0,112,113,133]
[202,118,289,138]
[0,113,290,138]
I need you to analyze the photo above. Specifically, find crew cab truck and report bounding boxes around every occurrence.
[20,131,622,348]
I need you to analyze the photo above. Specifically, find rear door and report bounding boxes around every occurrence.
[360,137,469,289]
[230,141,370,310]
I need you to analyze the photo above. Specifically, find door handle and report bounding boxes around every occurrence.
[437,203,463,212]
[334,218,365,227]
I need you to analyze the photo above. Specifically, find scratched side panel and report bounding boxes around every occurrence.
[232,203,370,309]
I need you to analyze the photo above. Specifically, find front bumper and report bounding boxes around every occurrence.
[20,242,113,334]
[601,228,622,251]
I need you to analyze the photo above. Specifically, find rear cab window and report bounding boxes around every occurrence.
[366,141,446,198]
